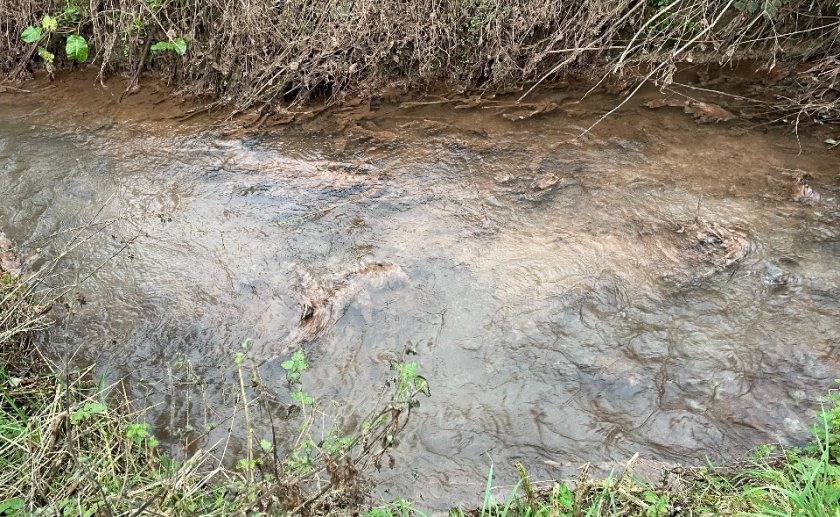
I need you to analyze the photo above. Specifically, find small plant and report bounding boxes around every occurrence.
[290,388,314,406]
[70,400,106,423]
[391,360,429,406]
[642,490,669,517]
[20,15,58,72]
[365,499,422,517]
[125,421,158,447]
[281,348,309,382]
[551,482,574,514]
[284,439,314,475]
[19,0,188,74]
[151,37,188,56]
[322,429,354,457]
[19,11,89,71]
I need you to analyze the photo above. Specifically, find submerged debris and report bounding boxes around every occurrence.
[793,182,821,205]
[684,101,735,123]
[501,101,559,121]
[645,98,735,123]
[762,262,801,292]
[532,173,560,190]
[0,232,21,275]
[644,98,685,109]
[678,220,752,270]
[787,170,821,205]
[291,262,408,347]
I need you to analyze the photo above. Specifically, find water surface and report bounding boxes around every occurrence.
[1,79,838,508]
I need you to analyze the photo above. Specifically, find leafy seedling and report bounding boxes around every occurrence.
[65,34,89,62]
[151,38,187,56]
[21,26,42,43]
[70,401,106,423]
[281,349,309,382]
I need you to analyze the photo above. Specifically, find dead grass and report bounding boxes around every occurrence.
[1,1,839,124]
[0,241,429,515]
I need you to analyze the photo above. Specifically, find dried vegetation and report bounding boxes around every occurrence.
[1,0,839,124]
[1,233,430,515]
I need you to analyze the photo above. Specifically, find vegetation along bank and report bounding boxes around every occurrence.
[2,0,840,124]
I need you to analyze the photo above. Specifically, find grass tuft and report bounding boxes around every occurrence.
[0,250,431,515]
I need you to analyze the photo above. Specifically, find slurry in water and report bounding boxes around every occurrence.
[1,81,838,508]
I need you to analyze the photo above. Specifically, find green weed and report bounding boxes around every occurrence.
[1,268,431,516]
[369,386,840,516]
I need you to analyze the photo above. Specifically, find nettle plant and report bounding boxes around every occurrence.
[228,341,431,511]
[20,1,189,72]
[20,3,88,73]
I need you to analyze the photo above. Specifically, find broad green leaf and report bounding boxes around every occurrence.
[62,5,79,20]
[172,38,187,55]
[0,498,25,514]
[70,401,106,423]
[41,15,58,32]
[414,374,430,396]
[151,41,173,53]
[65,34,89,63]
[259,439,273,452]
[21,26,42,43]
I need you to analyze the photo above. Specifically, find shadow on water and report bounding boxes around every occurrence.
[1,78,839,508]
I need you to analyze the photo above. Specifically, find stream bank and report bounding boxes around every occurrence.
[5,1,840,128]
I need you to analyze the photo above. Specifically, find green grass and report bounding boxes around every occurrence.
[0,344,430,515]
[365,387,840,517]
[0,363,247,515]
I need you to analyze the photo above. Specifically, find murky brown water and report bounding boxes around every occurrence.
[1,75,839,509]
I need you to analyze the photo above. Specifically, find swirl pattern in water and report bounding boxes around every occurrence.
[1,83,838,509]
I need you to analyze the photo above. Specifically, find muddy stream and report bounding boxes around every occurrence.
[1,76,839,509]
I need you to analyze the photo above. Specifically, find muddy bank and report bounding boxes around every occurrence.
[4,0,840,127]
[1,73,840,509]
